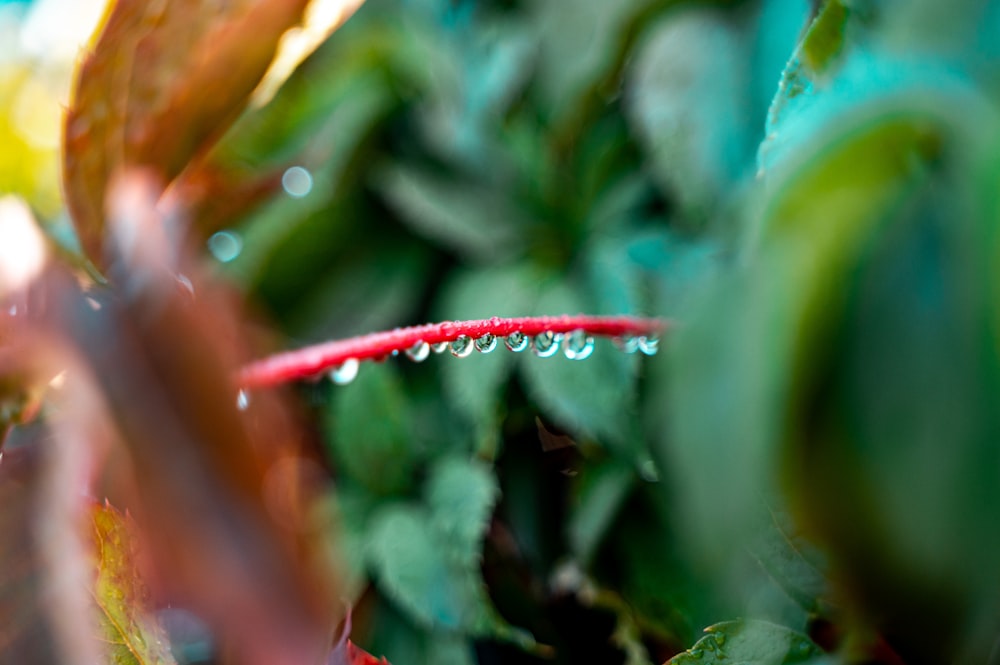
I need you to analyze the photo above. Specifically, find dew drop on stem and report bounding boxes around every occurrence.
[563,329,594,360]
[505,331,528,352]
[330,358,360,385]
[613,335,639,354]
[450,335,473,358]
[430,341,448,354]
[475,333,497,353]
[532,331,561,358]
[637,335,659,356]
[405,340,430,362]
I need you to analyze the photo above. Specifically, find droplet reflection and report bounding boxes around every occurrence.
[563,330,594,360]
[236,389,250,411]
[637,335,658,356]
[450,335,473,358]
[532,331,561,358]
[405,340,430,362]
[474,333,497,353]
[505,331,528,352]
[330,358,360,385]
[613,335,639,354]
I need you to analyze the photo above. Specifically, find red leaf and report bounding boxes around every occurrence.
[63,0,311,266]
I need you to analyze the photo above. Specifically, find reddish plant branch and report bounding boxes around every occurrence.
[239,315,665,388]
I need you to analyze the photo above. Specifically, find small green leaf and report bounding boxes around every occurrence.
[327,363,417,496]
[425,456,499,566]
[669,620,821,665]
[91,503,177,665]
[366,503,493,633]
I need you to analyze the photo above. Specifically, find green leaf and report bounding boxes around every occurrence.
[425,456,499,567]
[668,620,821,665]
[366,503,495,634]
[366,457,535,649]
[747,509,829,617]
[374,162,526,261]
[661,112,946,571]
[567,459,635,566]
[91,503,177,665]
[327,362,418,496]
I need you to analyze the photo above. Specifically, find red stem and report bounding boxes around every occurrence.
[239,315,665,388]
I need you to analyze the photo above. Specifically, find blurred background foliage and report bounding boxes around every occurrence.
[11,0,1000,663]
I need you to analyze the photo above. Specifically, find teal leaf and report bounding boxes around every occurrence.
[668,620,821,665]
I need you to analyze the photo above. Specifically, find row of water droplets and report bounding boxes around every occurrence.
[237,329,658,409]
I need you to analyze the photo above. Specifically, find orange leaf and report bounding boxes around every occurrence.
[63,0,311,266]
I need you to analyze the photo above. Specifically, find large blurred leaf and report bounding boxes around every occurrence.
[91,503,177,665]
[66,175,336,665]
[63,0,311,264]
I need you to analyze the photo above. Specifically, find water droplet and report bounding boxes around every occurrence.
[236,390,250,411]
[430,341,449,354]
[713,634,726,647]
[405,340,430,362]
[563,330,594,360]
[330,358,359,385]
[282,165,313,198]
[689,649,704,659]
[533,331,562,358]
[7,305,16,316]
[207,230,243,263]
[613,335,638,354]
[450,335,473,358]
[638,335,659,356]
[499,331,521,352]
[475,333,497,353]
[176,274,195,296]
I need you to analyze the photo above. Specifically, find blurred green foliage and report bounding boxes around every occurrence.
[190,0,1000,662]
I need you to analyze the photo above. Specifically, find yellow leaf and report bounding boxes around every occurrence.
[90,502,177,665]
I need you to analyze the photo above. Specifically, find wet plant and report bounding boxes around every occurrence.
[4,0,1000,664]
